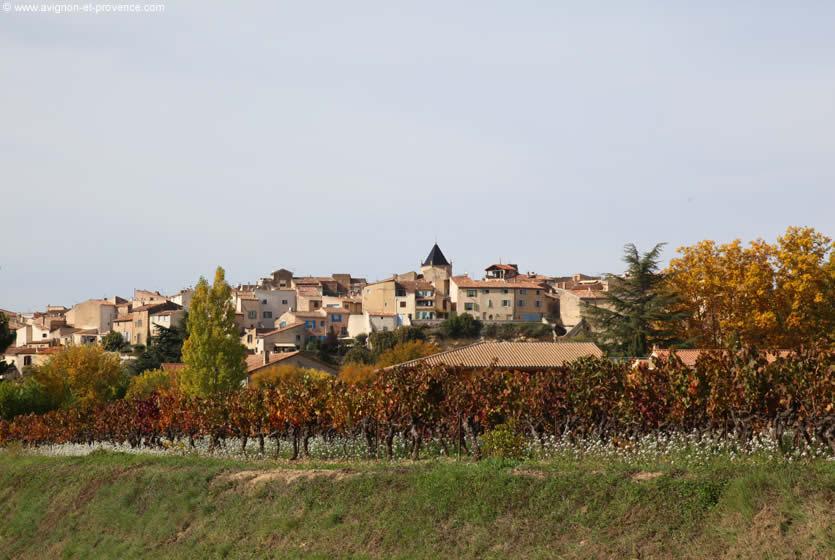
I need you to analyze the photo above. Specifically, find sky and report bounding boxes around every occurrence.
[1,1,834,311]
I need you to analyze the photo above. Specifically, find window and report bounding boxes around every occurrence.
[502,289,509,294]
[535,300,541,308]
[399,301,406,308]
[502,300,510,307]
[279,321,287,328]
[466,289,477,297]
[246,335,253,343]
[305,320,316,329]
[134,319,142,327]
[262,299,267,304]
[23,356,32,366]
[320,320,325,327]
[262,311,273,319]
[518,300,526,307]
[481,289,490,294]
[247,310,257,319]
[487,300,493,308]
[340,327,348,336]
[281,299,288,305]
[42,333,47,338]
[535,290,541,295]
[313,301,321,308]
[519,289,527,295]
[464,302,475,311]
[331,314,343,322]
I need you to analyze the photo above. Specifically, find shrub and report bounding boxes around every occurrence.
[481,421,526,460]
[125,369,175,400]
[440,314,483,339]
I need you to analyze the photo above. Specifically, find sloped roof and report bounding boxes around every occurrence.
[422,243,450,267]
[245,351,338,375]
[388,341,603,370]
[452,276,546,290]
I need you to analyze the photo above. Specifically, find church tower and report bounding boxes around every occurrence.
[420,243,452,296]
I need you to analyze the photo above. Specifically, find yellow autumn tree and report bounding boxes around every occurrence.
[374,340,438,368]
[667,226,834,348]
[34,345,126,408]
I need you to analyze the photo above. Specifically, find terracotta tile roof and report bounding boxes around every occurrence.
[258,322,305,337]
[567,288,608,299]
[246,351,301,372]
[397,280,434,291]
[113,314,133,323]
[651,348,793,367]
[286,310,326,318]
[452,276,546,290]
[388,341,603,369]
[297,287,323,297]
[3,345,63,356]
[486,264,518,271]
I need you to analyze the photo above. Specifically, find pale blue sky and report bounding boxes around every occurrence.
[2,1,833,311]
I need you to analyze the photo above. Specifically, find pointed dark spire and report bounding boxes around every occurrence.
[422,243,450,267]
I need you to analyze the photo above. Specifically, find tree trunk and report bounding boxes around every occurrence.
[384,427,395,460]
[464,418,481,460]
[410,423,422,461]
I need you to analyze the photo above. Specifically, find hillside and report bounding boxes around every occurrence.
[0,452,832,559]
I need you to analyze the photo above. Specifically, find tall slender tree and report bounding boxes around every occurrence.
[584,243,683,357]
[180,267,246,396]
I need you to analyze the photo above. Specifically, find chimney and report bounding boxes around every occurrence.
[263,349,270,366]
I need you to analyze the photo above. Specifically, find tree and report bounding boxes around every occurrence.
[102,331,127,352]
[33,345,126,408]
[127,322,189,375]
[667,227,835,348]
[0,312,14,353]
[180,267,247,396]
[0,377,53,420]
[585,243,683,356]
[125,368,175,400]
[375,340,439,368]
[343,343,373,365]
[439,314,483,339]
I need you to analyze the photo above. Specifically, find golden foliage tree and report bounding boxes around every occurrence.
[34,345,125,408]
[125,368,175,400]
[668,226,834,348]
[374,340,438,368]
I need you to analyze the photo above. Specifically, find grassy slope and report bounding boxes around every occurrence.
[0,452,833,559]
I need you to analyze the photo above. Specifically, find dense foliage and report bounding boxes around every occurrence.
[668,226,835,348]
[2,347,832,460]
[585,243,683,356]
[127,322,187,375]
[180,267,246,396]
[32,345,126,408]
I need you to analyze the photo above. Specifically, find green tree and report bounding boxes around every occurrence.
[127,321,189,375]
[585,243,683,357]
[180,267,246,396]
[101,331,127,352]
[0,313,14,353]
[439,313,483,339]
[0,377,53,420]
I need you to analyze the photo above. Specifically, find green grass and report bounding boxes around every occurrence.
[0,451,832,559]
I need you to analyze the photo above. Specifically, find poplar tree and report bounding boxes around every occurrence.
[180,267,246,396]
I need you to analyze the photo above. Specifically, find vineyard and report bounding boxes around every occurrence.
[2,347,833,459]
